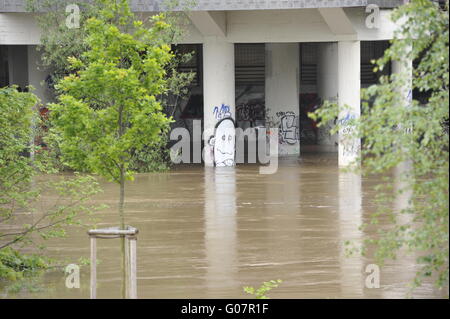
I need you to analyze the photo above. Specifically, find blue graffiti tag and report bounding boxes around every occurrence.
[213,104,232,120]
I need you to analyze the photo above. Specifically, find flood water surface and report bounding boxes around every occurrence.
[2,154,447,299]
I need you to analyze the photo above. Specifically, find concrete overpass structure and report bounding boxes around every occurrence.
[0,0,409,166]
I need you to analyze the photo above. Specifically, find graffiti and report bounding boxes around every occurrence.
[342,139,360,157]
[209,118,236,167]
[213,104,232,120]
[338,113,357,135]
[264,109,299,146]
[339,112,359,157]
[277,111,299,145]
[236,103,265,124]
[170,123,278,172]
[338,112,356,125]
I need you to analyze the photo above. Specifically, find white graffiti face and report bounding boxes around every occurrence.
[210,119,236,167]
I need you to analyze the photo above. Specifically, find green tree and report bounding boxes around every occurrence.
[0,87,102,282]
[26,0,101,88]
[311,0,448,293]
[49,0,175,297]
[27,0,196,172]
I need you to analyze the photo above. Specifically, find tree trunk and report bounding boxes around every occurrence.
[119,166,125,229]
[119,166,126,298]
[117,102,127,298]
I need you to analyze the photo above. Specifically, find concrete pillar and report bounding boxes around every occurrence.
[265,43,300,157]
[318,43,338,105]
[380,57,416,298]
[27,45,52,105]
[203,37,235,166]
[338,41,361,167]
[317,42,339,150]
[392,57,413,108]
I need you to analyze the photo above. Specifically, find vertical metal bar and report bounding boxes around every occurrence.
[90,236,97,299]
[129,237,137,299]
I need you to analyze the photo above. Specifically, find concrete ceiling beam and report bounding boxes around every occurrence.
[188,11,227,37]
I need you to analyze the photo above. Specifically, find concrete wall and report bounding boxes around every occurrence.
[228,8,396,43]
[0,13,40,44]
[0,12,202,45]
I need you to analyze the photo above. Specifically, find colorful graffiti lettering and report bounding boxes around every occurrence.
[213,104,232,120]
[338,113,358,135]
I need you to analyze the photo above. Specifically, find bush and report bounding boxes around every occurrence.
[0,248,49,282]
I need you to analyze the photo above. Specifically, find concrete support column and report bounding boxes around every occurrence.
[27,45,52,105]
[265,43,300,157]
[392,57,413,108]
[338,41,361,167]
[203,37,235,166]
[317,42,339,150]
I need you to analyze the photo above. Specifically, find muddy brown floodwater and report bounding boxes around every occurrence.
[1,154,447,299]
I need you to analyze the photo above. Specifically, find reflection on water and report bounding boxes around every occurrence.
[339,172,363,298]
[1,154,446,299]
[204,168,237,297]
[381,161,418,299]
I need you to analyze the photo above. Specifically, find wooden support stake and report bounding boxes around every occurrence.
[88,226,138,299]
[124,236,130,299]
[90,236,97,299]
[129,237,137,299]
